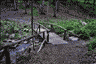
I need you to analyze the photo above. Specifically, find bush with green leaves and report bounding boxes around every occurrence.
[73,19,96,40]
[86,37,96,51]
[82,20,96,37]
[28,7,39,16]
[0,19,32,44]
[0,20,20,41]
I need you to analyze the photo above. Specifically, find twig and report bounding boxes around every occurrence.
[37,39,46,53]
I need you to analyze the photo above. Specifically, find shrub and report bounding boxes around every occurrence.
[73,19,96,40]
[86,37,96,51]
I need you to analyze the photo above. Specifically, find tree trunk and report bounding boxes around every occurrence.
[56,0,59,13]
[93,0,95,11]
[40,0,45,15]
[53,0,56,17]
[25,2,27,14]
[14,0,18,11]
[31,0,35,50]
[47,1,49,21]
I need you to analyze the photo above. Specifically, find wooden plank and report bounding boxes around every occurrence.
[63,30,67,40]
[39,25,40,33]
[43,32,45,39]
[47,31,49,42]
[37,39,46,53]
[4,46,10,64]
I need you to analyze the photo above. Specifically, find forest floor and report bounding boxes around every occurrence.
[1,2,96,64]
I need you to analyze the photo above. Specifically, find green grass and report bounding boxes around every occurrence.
[86,37,96,51]
[0,20,32,45]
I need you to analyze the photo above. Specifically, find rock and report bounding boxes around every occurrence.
[68,36,79,41]
[9,34,15,38]
[80,21,87,26]
[23,28,29,32]
[24,41,27,44]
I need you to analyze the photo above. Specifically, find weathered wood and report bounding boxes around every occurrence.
[39,25,40,33]
[33,22,50,31]
[36,21,67,31]
[37,21,80,38]
[4,46,10,64]
[69,31,80,37]
[47,31,49,42]
[63,30,66,40]
[37,39,46,53]
[0,31,46,51]
[43,32,45,39]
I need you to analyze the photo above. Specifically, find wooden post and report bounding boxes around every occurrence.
[51,25,54,32]
[63,30,66,40]
[43,32,45,39]
[5,46,10,64]
[47,31,49,42]
[39,25,40,33]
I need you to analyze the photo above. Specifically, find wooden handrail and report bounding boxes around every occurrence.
[36,21,67,31]
[33,22,50,31]
[0,30,47,64]
[37,21,80,38]
[0,31,46,51]
[37,39,46,53]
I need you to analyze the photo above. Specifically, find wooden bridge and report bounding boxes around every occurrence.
[0,18,80,64]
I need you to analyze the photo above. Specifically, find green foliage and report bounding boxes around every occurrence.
[37,0,42,4]
[18,0,23,2]
[86,37,96,51]
[0,19,32,44]
[28,8,39,16]
[84,20,96,37]
[19,4,25,10]
[19,4,32,10]
[73,19,96,39]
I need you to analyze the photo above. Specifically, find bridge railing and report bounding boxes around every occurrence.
[36,21,80,40]
[0,22,50,64]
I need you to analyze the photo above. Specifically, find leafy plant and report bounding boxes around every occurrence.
[86,37,96,51]
[28,7,39,16]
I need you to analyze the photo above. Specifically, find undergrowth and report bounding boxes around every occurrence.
[0,20,32,45]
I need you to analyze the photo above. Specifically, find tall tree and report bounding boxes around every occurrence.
[53,0,56,17]
[25,1,27,14]
[23,0,28,14]
[93,0,95,11]
[14,0,18,11]
[56,0,59,13]
[31,0,35,50]
[40,0,45,15]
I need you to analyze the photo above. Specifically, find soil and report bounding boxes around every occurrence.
[1,2,96,64]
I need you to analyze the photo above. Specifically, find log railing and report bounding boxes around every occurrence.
[0,22,50,64]
[36,21,80,40]
[33,22,50,42]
